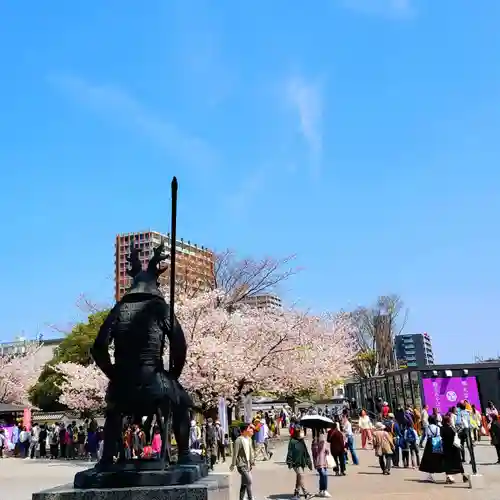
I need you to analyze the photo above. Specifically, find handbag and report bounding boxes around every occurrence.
[325,453,335,468]
[453,433,461,449]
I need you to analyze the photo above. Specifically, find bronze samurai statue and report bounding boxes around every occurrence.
[91,240,194,468]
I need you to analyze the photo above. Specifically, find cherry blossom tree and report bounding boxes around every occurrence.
[54,362,107,413]
[175,290,241,408]
[54,289,356,412]
[176,290,356,408]
[0,343,43,406]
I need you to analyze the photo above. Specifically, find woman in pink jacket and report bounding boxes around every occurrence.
[311,433,331,497]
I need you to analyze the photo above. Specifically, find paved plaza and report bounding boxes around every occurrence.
[2,437,500,500]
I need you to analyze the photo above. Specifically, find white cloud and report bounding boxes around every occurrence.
[339,0,414,18]
[48,74,217,171]
[286,76,323,175]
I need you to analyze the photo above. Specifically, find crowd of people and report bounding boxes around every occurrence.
[0,418,103,459]
[2,398,499,500]
[229,398,500,500]
[358,398,500,483]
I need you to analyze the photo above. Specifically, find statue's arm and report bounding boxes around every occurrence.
[91,304,119,380]
[163,304,187,380]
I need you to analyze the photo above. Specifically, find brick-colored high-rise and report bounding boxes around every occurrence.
[114,230,215,301]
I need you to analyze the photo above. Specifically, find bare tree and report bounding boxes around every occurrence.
[211,250,299,305]
[76,295,110,315]
[351,294,408,379]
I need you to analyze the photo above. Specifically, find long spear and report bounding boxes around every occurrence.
[169,176,178,372]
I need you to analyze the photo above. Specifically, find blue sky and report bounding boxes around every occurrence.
[2,0,500,364]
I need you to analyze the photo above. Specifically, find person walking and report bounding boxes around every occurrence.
[419,415,444,482]
[441,415,469,484]
[372,422,394,475]
[38,425,47,459]
[489,414,500,464]
[203,418,218,470]
[470,405,482,442]
[358,410,372,449]
[254,418,269,461]
[419,405,429,448]
[30,423,40,459]
[401,424,420,468]
[215,420,225,463]
[230,425,255,500]
[327,422,346,476]
[342,415,359,466]
[384,413,401,467]
[286,426,313,500]
[455,401,473,464]
[311,433,331,497]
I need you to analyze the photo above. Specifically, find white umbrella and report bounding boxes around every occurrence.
[300,414,335,429]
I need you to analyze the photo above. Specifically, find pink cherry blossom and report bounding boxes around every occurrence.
[0,343,42,406]
[176,290,356,407]
[55,362,108,412]
[56,289,356,411]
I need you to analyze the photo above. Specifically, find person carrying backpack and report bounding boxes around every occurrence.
[401,425,420,468]
[384,414,401,467]
[419,415,444,482]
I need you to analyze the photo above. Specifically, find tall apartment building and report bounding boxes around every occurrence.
[115,230,215,301]
[240,293,282,309]
[395,332,435,368]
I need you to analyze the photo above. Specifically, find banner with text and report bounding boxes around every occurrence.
[422,376,481,414]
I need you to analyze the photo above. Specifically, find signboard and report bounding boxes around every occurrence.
[23,408,31,431]
[422,376,481,414]
[218,397,228,435]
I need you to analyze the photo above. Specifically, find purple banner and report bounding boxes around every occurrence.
[422,376,481,414]
[0,425,15,451]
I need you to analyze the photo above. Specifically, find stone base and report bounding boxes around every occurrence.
[74,463,209,489]
[32,474,230,500]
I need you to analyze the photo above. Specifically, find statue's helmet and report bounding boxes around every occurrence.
[124,240,169,297]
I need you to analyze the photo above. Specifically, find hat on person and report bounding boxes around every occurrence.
[388,413,395,418]
[375,422,386,430]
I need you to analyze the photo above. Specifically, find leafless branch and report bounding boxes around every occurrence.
[76,295,110,315]
[350,294,409,378]
[211,250,299,304]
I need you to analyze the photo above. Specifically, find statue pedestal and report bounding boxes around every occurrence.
[32,473,230,500]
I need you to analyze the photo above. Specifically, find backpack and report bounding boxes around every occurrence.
[430,428,443,454]
[405,427,416,444]
[205,425,216,445]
